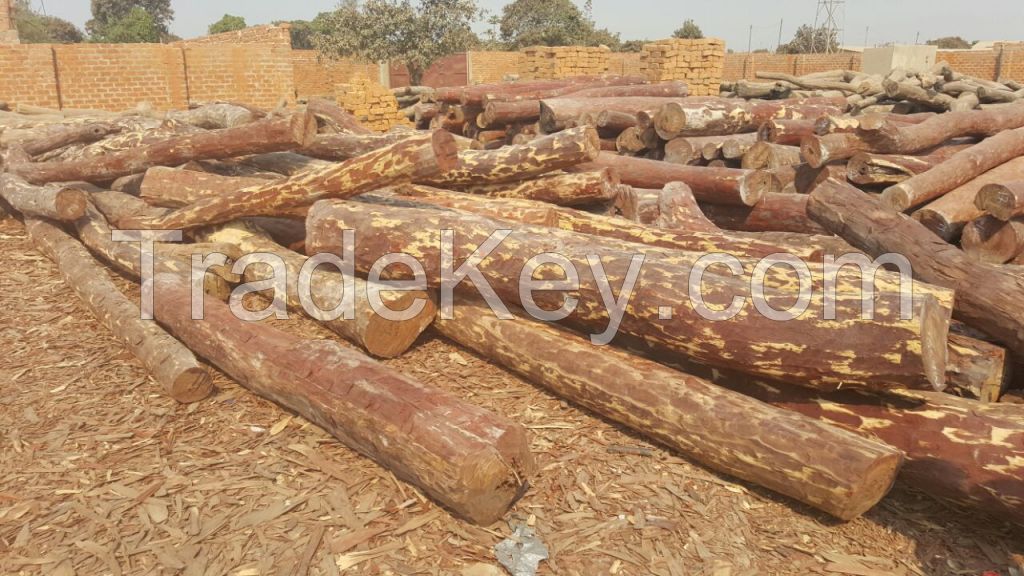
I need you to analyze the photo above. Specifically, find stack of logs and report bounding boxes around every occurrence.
[2,66,1024,530]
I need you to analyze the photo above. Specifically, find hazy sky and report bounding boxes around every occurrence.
[34,0,1024,51]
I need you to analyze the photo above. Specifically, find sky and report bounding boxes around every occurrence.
[32,0,1024,51]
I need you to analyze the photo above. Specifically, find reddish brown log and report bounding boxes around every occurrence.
[846,142,976,186]
[569,81,689,99]
[808,177,1024,357]
[719,133,760,159]
[456,169,617,206]
[25,218,212,403]
[139,167,272,207]
[567,152,774,206]
[465,76,649,106]
[651,181,720,232]
[15,122,119,156]
[126,130,458,230]
[596,109,639,132]
[151,272,533,525]
[664,135,732,165]
[741,142,803,170]
[539,97,693,133]
[700,192,829,235]
[946,333,1010,402]
[974,180,1024,220]
[421,126,599,187]
[301,131,417,161]
[308,200,951,392]
[436,298,902,521]
[913,157,1024,241]
[655,97,847,140]
[306,97,373,134]
[881,127,1024,211]
[758,119,818,145]
[960,216,1024,264]
[11,112,318,184]
[0,173,87,221]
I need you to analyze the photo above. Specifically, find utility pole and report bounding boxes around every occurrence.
[777,19,784,52]
[915,31,921,45]
[748,24,753,53]
[864,25,869,48]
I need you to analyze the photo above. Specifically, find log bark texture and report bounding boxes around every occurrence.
[301,131,417,161]
[913,156,1024,241]
[140,167,276,207]
[846,142,975,186]
[455,169,617,206]
[0,173,87,221]
[700,193,830,235]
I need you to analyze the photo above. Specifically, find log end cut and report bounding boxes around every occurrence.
[431,129,462,173]
[168,366,215,404]
[975,183,1018,221]
[880,184,913,212]
[800,135,828,169]
[55,187,89,221]
[831,448,903,521]
[359,291,438,359]
[740,171,775,206]
[920,294,951,392]
[455,425,535,525]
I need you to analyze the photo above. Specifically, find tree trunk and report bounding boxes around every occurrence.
[11,112,318,185]
[912,156,1024,241]
[166,104,259,130]
[301,131,417,161]
[720,133,760,159]
[420,126,599,187]
[846,142,975,186]
[596,110,639,132]
[654,97,847,140]
[139,167,272,208]
[436,297,902,521]
[881,128,1024,211]
[540,97,694,133]
[305,97,373,134]
[664,135,734,165]
[741,142,802,170]
[568,152,774,206]
[308,200,951,392]
[0,173,87,221]
[454,168,617,207]
[860,101,1024,156]
[755,72,861,94]
[463,76,649,106]
[808,177,1024,357]
[150,272,533,525]
[974,180,1024,220]
[699,192,830,235]
[25,218,212,403]
[124,130,458,230]
[650,182,720,232]
[946,332,1010,402]
[960,216,1024,264]
[14,122,119,157]
[571,81,689,99]
[758,119,818,146]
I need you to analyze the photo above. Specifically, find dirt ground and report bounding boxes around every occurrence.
[0,213,1021,576]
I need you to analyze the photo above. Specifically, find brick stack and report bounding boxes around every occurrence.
[519,46,610,80]
[336,77,411,132]
[468,51,522,84]
[640,38,725,96]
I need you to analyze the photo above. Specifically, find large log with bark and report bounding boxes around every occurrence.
[455,169,618,206]
[807,178,1024,357]
[463,76,649,106]
[655,97,847,140]
[25,218,212,403]
[567,152,775,206]
[124,130,458,230]
[139,167,276,207]
[912,156,1024,241]
[150,272,533,525]
[0,173,88,221]
[757,118,818,146]
[10,112,318,184]
[301,131,417,161]
[420,126,599,187]
[13,122,119,157]
[974,180,1024,220]
[946,332,1010,402]
[741,142,802,170]
[881,127,1024,211]
[846,141,975,186]
[308,200,951,392]
[699,192,830,235]
[539,97,694,133]
[436,298,902,521]
[306,97,373,134]
[960,216,1024,264]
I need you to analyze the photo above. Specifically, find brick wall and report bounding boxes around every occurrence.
[0,0,11,31]
[184,44,294,109]
[292,50,379,98]
[174,24,291,47]
[723,52,862,81]
[999,45,1024,82]
[936,50,998,81]
[0,45,59,107]
[468,51,520,84]
[54,44,187,110]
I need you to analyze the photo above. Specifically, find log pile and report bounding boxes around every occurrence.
[4,64,1024,530]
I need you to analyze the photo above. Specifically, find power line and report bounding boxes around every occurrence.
[813,0,844,53]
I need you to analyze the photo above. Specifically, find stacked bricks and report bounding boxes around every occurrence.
[608,52,643,77]
[468,51,521,84]
[640,38,725,96]
[0,45,58,107]
[518,46,610,80]
[53,44,187,111]
[336,77,410,132]
[183,43,295,109]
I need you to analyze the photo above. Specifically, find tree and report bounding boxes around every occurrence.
[12,0,84,43]
[588,27,621,50]
[618,39,648,53]
[208,14,246,35]
[777,25,838,54]
[927,36,973,50]
[90,7,161,43]
[276,14,331,50]
[672,19,703,40]
[498,0,593,48]
[87,0,173,40]
[314,0,482,85]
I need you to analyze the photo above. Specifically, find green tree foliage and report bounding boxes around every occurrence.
[777,24,838,54]
[672,19,703,39]
[12,0,84,43]
[588,27,621,50]
[314,0,481,85]
[208,14,246,35]
[498,0,592,48]
[617,39,648,53]
[87,0,173,40]
[276,14,331,50]
[927,36,973,49]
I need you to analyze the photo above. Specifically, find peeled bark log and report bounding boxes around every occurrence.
[974,180,1024,220]
[664,135,732,165]
[540,97,692,133]
[140,167,273,207]
[651,182,720,232]
[125,130,458,230]
[571,81,689,99]
[568,152,774,206]
[25,218,212,403]
[421,126,599,187]
[596,109,639,132]
[913,157,1024,241]
[11,112,318,185]
[847,142,976,186]
[306,97,373,134]
[808,177,1024,357]
[741,142,803,170]
[946,332,1010,402]
[238,152,331,176]
[166,104,258,130]
[882,78,957,110]
[655,97,847,140]
[881,128,1024,211]
[755,72,860,94]
[861,101,1024,155]
[960,216,1024,264]
[720,133,760,160]
[308,200,951,392]
[0,173,87,221]
[436,298,902,521]
[151,272,533,525]
[462,76,649,107]
[455,169,617,206]
[301,131,416,161]
[700,193,830,235]
[758,119,818,146]
[15,122,119,157]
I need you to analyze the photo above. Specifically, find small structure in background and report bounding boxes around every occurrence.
[1,0,19,44]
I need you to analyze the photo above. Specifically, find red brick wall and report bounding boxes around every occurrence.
[53,44,187,110]
[1000,46,1024,82]
[723,53,861,81]
[185,44,295,109]
[174,24,291,47]
[936,50,998,80]
[0,45,59,107]
[292,50,379,99]
[1,0,12,31]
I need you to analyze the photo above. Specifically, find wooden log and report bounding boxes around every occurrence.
[652,182,720,232]
[466,76,649,106]
[913,157,1024,241]
[655,98,847,140]
[755,72,861,94]
[479,100,540,127]
[539,97,693,133]
[139,167,273,207]
[11,112,318,185]
[664,135,731,165]
[734,80,792,100]
[125,130,458,230]
[807,178,1024,357]
[974,180,1024,220]
[741,142,802,170]
[567,152,774,206]
[596,110,639,132]
[882,78,957,110]
[151,272,533,524]
[569,81,689,99]
[846,142,976,186]
[436,298,902,521]
[881,127,1024,211]
[308,200,951,392]
[946,333,1010,402]
[237,152,331,176]
[960,216,1024,264]
[301,131,417,161]
[0,173,87,221]
[306,97,373,134]
[25,218,212,403]
[719,133,760,160]
[421,126,599,187]
[700,193,830,235]
[15,122,119,157]
[861,101,1024,155]
[757,119,818,146]
[455,169,617,207]
[166,104,259,130]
